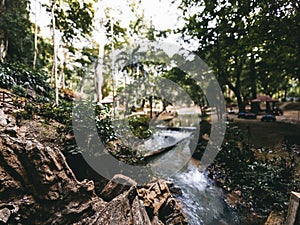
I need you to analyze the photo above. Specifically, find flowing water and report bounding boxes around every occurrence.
[140,112,241,224]
[146,133,240,224]
[170,163,240,225]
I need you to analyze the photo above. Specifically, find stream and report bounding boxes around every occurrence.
[170,163,240,225]
[140,112,241,225]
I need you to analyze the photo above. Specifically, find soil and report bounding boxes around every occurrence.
[233,119,300,147]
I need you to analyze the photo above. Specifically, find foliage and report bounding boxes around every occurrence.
[0,66,15,87]
[14,102,37,125]
[44,0,96,42]
[0,62,52,97]
[179,0,300,111]
[0,0,34,65]
[52,102,117,154]
[163,67,206,107]
[127,115,152,139]
[38,100,73,124]
[12,85,27,97]
[209,124,300,215]
[95,104,116,144]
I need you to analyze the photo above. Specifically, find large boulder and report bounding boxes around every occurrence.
[0,108,188,224]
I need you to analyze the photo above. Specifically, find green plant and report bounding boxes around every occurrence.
[95,104,116,144]
[209,124,300,215]
[12,85,27,97]
[13,102,38,125]
[0,62,52,97]
[127,115,152,139]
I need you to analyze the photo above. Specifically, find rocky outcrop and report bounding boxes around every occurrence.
[264,211,285,225]
[0,108,188,224]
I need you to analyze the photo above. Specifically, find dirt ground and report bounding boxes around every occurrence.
[227,102,300,147]
[231,118,300,147]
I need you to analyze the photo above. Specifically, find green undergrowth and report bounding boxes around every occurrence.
[208,123,300,216]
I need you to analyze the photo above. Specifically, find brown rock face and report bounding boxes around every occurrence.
[0,108,188,224]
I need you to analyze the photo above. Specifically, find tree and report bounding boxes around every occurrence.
[0,0,7,62]
[0,0,33,64]
[163,67,206,107]
[180,0,257,111]
[44,0,96,104]
[179,0,299,111]
[86,0,169,104]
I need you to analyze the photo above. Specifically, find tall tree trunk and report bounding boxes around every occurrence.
[94,43,104,103]
[226,82,245,112]
[32,0,38,69]
[250,53,257,99]
[226,58,245,112]
[59,48,66,89]
[0,0,7,62]
[51,0,59,105]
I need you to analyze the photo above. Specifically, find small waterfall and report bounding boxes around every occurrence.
[137,111,241,224]
[170,163,240,225]
[140,128,240,224]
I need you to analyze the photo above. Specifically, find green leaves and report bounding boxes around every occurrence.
[0,62,51,96]
[179,0,299,109]
[0,0,33,64]
[46,0,96,42]
[210,124,300,214]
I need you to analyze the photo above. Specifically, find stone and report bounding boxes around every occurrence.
[264,211,285,225]
[152,216,164,225]
[0,208,11,223]
[0,108,188,225]
[0,109,7,126]
[100,174,137,202]
[132,196,152,225]
[96,193,133,225]
[4,126,18,137]
[137,180,188,224]
[18,126,27,137]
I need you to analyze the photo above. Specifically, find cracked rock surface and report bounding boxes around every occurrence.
[0,108,187,225]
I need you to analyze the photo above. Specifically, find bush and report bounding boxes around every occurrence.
[0,69,15,87]
[0,62,52,98]
[209,124,300,214]
[12,85,27,97]
[127,115,152,139]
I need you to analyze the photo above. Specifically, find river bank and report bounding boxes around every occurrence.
[0,106,189,224]
[202,120,300,224]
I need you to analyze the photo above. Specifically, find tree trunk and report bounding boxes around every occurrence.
[51,1,59,105]
[250,54,257,99]
[32,0,38,69]
[227,82,245,112]
[94,43,104,103]
[0,0,7,62]
[59,48,66,89]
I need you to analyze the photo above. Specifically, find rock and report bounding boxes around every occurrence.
[18,126,27,137]
[0,132,107,224]
[264,211,285,225]
[0,208,11,223]
[100,173,137,201]
[225,189,242,209]
[96,192,134,225]
[0,109,7,127]
[152,216,164,225]
[0,108,188,225]
[4,126,18,137]
[6,116,16,126]
[137,180,188,224]
[0,132,188,224]
[132,196,152,225]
